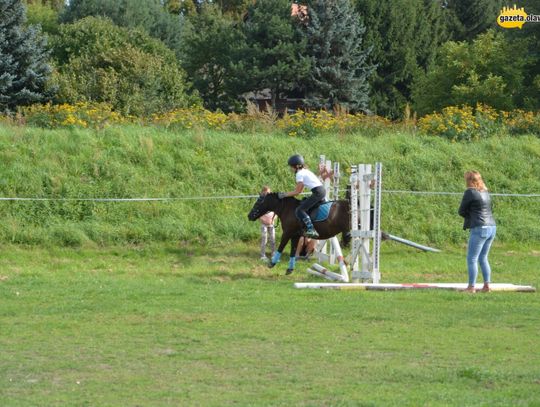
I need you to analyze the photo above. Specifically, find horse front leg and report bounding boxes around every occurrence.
[268,231,290,269]
[285,234,300,275]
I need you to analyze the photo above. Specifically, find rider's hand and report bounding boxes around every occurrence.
[277,192,287,199]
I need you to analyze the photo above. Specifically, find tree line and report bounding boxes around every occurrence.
[1,0,539,118]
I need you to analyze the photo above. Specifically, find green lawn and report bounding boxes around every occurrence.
[1,242,539,406]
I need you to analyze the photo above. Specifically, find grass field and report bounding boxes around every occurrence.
[1,124,539,405]
[1,242,539,406]
[1,124,540,246]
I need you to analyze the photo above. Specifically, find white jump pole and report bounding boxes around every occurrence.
[293,282,536,292]
[372,162,382,284]
[386,234,441,253]
[308,263,345,281]
[330,236,349,282]
[307,268,343,281]
[350,165,360,281]
[359,164,372,282]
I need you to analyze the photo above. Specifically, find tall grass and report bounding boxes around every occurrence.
[0,124,539,246]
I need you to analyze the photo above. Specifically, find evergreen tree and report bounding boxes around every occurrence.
[238,0,309,109]
[444,0,503,41]
[304,0,374,112]
[355,0,446,118]
[0,0,54,111]
[180,6,245,111]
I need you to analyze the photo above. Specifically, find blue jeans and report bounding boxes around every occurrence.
[467,226,496,286]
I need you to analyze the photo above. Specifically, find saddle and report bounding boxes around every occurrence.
[307,201,334,223]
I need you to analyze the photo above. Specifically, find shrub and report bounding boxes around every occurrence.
[22,102,125,128]
[61,0,185,57]
[413,31,530,116]
[278,109,391,138]
[504,110,540,135]
[151,107,228,130]
[51,16,197,116]
[418,104,540,140]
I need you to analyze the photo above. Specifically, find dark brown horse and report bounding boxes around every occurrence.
[248,193,350,274]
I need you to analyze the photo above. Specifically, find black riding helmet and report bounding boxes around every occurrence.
[287,154,304,167]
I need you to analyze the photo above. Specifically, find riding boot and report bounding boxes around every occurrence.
[302,216,319,238]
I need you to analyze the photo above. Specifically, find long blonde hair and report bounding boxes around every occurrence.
[465,171,487,191]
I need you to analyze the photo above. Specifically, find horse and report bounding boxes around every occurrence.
[247,192,351,275]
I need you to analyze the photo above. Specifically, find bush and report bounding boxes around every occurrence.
[25,2,61,35]
[504,110,540,136]
[278,110,392,138]
[418,104,540,140]
[22,102,125,128]
[151,107,228,130]
[61,0,185,57]
[413,31,530,116]
[51,16,197,116]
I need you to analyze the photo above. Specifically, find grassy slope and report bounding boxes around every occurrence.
[0,244,539,406]
[0,124,539,246]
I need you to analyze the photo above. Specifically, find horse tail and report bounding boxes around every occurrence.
[341,231,351,248]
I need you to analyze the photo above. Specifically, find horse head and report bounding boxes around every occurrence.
[247,192,281,221]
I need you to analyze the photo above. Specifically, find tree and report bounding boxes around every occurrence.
[238,0,310,110]
[0,0,55,111]
[443,0,503,42]
[51,16,197,115]
[211,0,251,16]
[354,0,446,118]
[164,0,197,16]
[502,0,540,110]
[24,0,64,10]
[25,1,61,35]
[61,0,185,58]
[180,6,245,111]
[412,31,529,115]
[304,0,374,112]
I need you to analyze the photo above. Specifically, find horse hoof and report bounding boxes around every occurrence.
[285,268,294,275]
[268,262,276,269]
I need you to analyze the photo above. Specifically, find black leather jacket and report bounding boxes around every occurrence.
[458,188,496,230]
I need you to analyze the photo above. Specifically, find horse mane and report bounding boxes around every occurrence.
[266,192,298,203]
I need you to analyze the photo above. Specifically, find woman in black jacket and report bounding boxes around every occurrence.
[458,171,496,293]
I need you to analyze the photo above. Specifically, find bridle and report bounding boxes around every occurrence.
[251,193,285,221]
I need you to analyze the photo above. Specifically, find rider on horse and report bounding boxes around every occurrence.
[278,154,326,238]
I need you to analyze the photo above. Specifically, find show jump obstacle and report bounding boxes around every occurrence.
[295,160,536,293]
[305,159,382,284]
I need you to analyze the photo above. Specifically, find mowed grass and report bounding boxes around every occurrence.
[1,243,539,406]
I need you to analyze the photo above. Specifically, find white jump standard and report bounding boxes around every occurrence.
[349,163,382,283]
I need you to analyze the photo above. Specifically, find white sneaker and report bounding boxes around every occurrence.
[260,256,268,262]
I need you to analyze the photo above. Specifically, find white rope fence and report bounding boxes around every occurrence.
[0,190,539,202]
[383,190,540,198]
